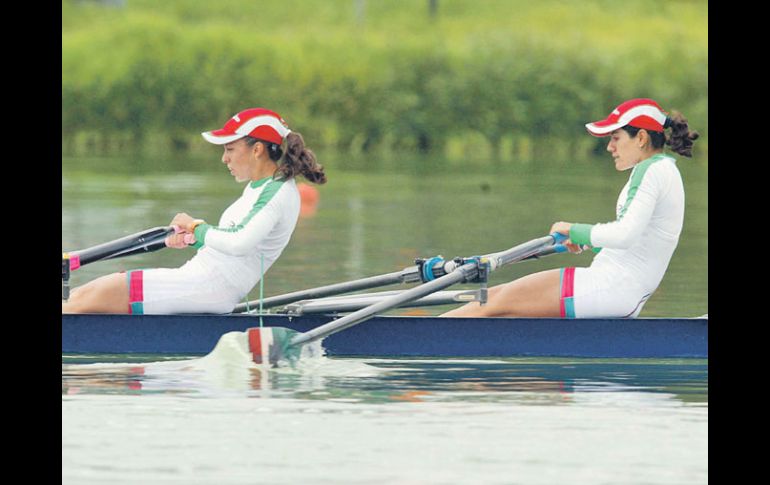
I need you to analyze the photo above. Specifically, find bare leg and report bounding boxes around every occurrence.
[62,272,130,314]
[441,269,562,318]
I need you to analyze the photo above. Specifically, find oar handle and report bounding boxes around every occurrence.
[550,232,568,244]
[485,232,564,270]
[423,233,569,279]
[65,226,174,270]
[101,236,172,261]
[523,244,567,260]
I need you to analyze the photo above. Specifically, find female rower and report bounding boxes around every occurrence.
[63,108,327,314]
[442,98,698,319]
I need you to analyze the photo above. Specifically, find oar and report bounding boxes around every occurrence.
[62,226,175,299]
[63,226,175,270]
[278,289,485,315]
[521,244,566,261]
[231,267,423,313]
[232,243,567,314]
[247,233,566,365]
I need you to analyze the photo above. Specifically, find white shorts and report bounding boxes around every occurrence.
[560,267,651,319]
[125,266,243,315]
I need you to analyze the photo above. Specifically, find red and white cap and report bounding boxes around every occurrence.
[585,98,669,137]
[201,108,291,145]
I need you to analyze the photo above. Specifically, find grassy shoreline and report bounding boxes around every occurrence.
[63,0,708,163]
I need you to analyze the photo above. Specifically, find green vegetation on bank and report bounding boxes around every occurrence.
[62,0,708,164]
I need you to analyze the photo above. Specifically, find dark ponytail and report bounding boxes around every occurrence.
[665,111,699,158]
[243,133,327,184]
[276,132,327,184]
[620,110,699,158]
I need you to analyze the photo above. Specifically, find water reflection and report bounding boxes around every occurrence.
[62,354,707,406]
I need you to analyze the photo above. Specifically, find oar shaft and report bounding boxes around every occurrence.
[289,263,476,346]
[522,244,567,260]
[288,233,564,347]
[280,290,474,315]
[485,235,559,269]
[235,242,565,314]
[232,267,421,313]
[101,238,170,261]
[68,226,174,267]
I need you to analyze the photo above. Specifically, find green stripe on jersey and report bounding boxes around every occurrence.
[249,176,272,190]
[212,179,285,235]
[618,153,669,220]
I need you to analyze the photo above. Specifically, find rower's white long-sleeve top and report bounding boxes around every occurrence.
[186,176,300,295]
[569,153,685,294]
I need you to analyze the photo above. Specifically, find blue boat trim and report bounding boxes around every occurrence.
[61,314,708,359]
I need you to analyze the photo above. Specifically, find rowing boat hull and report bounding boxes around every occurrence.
[61,313,708,358]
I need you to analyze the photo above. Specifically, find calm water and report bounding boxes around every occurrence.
[62,348,707,484]
[62,154,708,484]
[62,336,708,484]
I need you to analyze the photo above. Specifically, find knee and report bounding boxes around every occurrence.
[62,297,83,314]
[62,285,93,313]
[473,300,509,318]
[62,273,128,314]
